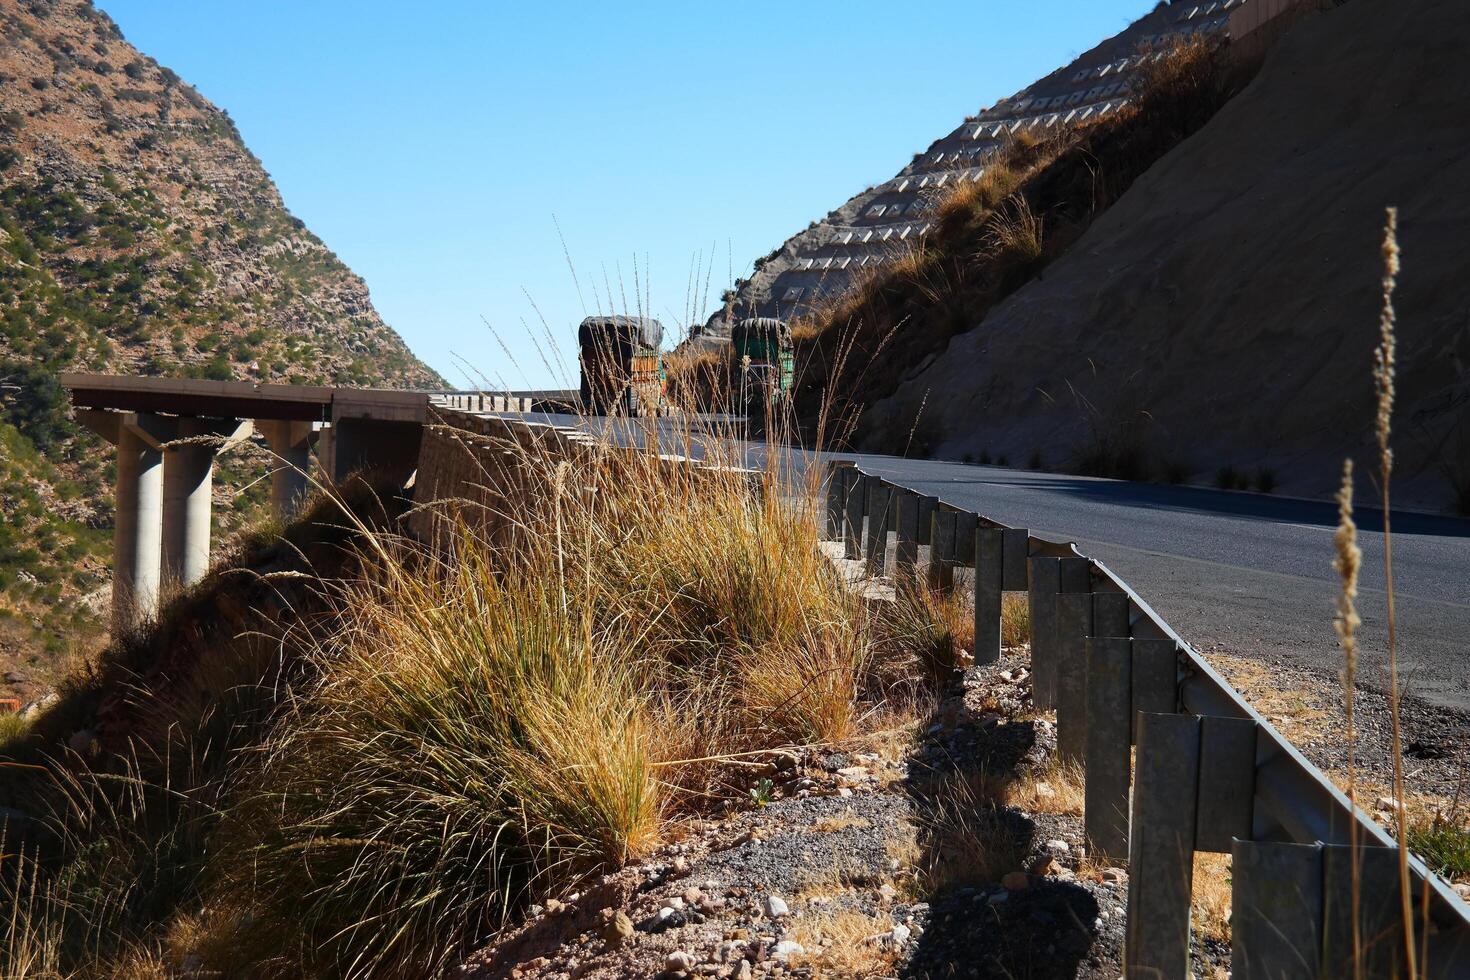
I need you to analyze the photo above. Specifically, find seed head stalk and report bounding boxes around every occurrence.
[1334,458,1363,979]
[1375,207,1417,980]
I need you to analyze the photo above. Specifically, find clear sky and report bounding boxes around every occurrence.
[96,1,1153,389]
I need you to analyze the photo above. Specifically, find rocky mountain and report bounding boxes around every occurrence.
[0,0,442,679]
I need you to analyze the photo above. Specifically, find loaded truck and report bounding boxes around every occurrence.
[731,317,793,429]
[577,315,665,416]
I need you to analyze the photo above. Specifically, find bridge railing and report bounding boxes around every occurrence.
[824,461,1470,979]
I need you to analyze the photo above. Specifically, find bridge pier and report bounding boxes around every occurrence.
[259,419,316,519]
[64,374,431,639]
[114,418,164,633]
[161,417,253,591]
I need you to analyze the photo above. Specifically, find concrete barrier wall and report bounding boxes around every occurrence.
[824,460,1470,979]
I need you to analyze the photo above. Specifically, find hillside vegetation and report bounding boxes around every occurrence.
[0,0,443,677]
[787,35,1248,455]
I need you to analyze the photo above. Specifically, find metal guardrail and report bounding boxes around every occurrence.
[823,462,1470,980]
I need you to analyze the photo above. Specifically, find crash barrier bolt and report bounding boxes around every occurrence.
[843,472,866,561]
[1027,556,1061,711]
[974,527,1004,665]
[894,491,920,596]
[865,480,893,577]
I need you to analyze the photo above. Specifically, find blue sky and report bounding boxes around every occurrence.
[97,1,1152,389]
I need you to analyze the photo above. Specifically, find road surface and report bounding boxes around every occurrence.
[518,412,1470,711]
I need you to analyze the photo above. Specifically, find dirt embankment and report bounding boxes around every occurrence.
[859,0,1470,512]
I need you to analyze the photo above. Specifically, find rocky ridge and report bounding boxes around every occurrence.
[0,0,442,678]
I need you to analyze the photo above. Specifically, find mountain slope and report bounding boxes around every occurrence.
[0,0,442,678]
[857,0,1470,512]
[689,0,1233,347]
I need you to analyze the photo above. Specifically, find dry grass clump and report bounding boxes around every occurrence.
[787,908,902,978]
[812,812,872,834]
[1008,757,1086,817]
[198,432,912,976]
[0,709,28,746]
[1,426,930,977]
[889,583,974,682]
[983,197,1044,263]
[913,769,1030,893]
[1001,592,1031,648]
[1192,852,1234,946]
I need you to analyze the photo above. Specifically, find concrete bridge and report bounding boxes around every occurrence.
[63,374,431,634]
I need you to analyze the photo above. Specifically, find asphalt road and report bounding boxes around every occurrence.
[841,452,1470,713]
[520,413,1470,711]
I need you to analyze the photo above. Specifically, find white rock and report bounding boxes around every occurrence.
[734,961,753,980]
[837,787,853,798]
[665,896,686,910]
[1045,839,1071,855]
[890,923,912,945]
[665,950,696,972]
[763,894,789,918]
[772,940,805,958]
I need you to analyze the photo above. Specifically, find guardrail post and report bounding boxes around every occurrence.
[843,472,866,560]
[894,491,920,596]
[1126,711,1200,980]
[1085,635,1131,862]
[1231,840,1324,980]
[1195,716,1257,853]
[824,462,853,541]
[1001,528,1029,592]
[865,480,893,576]
[928,510,957,592]
[1323,844,1414,979]
[914,495,938,551]
[974,527,1004,664]
[1028,556,1061,710]
[1054,558,1094,764]
[952,511,977,587]
[1131,638,1180,743]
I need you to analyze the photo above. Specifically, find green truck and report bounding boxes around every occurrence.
[730,317,793,428]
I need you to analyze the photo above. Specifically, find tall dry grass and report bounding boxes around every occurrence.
[188,428,922,977]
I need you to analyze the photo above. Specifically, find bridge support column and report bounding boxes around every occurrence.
[77,411,172,635]
[162,418,252,591]
[115,421,163,633]
[259,419,316,519]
